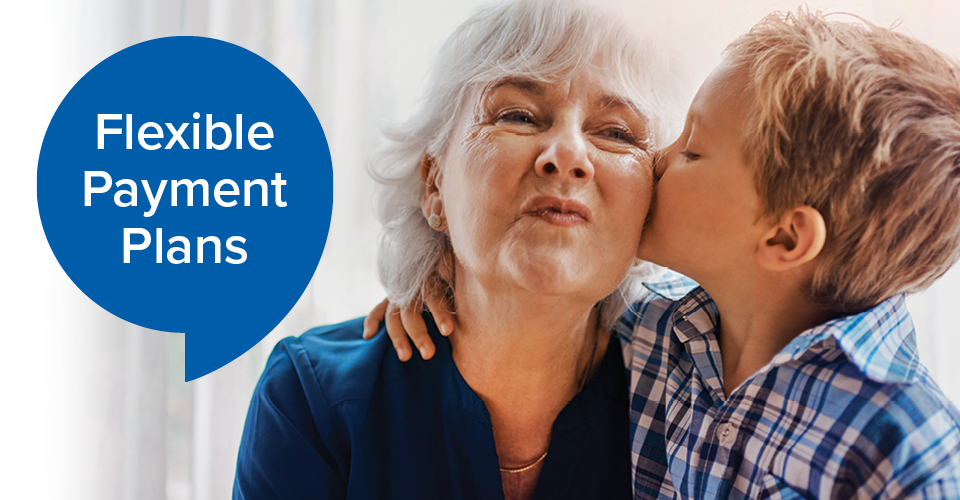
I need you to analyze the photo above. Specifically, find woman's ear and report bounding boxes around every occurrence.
[420,154,447,230]
[757,206,826,271]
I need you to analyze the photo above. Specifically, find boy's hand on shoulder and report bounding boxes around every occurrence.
[362,292,454,362]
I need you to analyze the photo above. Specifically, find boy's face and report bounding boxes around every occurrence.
[638,60,763,285]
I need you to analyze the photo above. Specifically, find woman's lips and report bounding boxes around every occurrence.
[521,196,592,227]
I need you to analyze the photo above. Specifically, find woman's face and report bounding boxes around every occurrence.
[433,67,653,303]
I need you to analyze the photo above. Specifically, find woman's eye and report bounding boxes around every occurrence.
[497,110,535,124]
[680,150,700,160]
[604,128,632,142]
[597,126,643,146]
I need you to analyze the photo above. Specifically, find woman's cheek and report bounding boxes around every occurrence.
[607,157,653,218]
[619,170,654,250]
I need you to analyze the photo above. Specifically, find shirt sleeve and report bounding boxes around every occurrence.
[233,338,348,500]
[901,477,960,500]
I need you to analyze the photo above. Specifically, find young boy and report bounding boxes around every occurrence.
[370,8,960,498]
[620,10,960,498]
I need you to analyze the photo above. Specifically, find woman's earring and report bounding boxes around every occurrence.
[428,213,442,230]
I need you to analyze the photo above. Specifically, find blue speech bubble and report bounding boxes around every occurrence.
[37,37,332,381]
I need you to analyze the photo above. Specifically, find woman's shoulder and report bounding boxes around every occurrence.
[237,318,400,498]
[260,317,394,407]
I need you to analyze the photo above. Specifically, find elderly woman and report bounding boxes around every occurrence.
[233,1,682,499]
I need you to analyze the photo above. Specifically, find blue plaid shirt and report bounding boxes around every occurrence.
[617,272,960,499]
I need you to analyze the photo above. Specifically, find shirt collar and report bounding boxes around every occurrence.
[778,294,920,384]
[642,270,701,301]
[643,273,920,384]
[642,271,718,343]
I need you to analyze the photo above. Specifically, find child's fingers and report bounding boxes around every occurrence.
[385,305,413,362]
[362,297,390,340]
[401,298,436,360]
[424,293,454,336]
[422,249,455,337]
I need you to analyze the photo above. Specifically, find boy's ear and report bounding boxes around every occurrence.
[757,206,826,271]
[420,154,446,230]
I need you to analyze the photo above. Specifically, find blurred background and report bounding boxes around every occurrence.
[2,0,958,499]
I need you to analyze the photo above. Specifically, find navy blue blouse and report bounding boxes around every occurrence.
[233,314,631,499]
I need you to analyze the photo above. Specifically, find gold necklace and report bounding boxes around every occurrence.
[499,450,548,474]
[498,313,601,474]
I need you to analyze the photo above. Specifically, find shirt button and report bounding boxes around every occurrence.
[716,422,736,447]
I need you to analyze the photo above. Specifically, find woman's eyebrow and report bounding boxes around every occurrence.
[595,94,642,117]
[486,77,546,96]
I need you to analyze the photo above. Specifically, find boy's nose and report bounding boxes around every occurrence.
[652,151,668,181]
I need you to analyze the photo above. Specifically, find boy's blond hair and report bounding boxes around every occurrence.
[726,8,960,313]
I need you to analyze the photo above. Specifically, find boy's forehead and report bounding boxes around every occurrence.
[690,61,755,139]
[695,61,752,111]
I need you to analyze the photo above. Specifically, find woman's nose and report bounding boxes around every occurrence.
[534,126,594,182]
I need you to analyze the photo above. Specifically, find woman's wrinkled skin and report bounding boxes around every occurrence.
[434,70,653,305]
[363,59,658,500]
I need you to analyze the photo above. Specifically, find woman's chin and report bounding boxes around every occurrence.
[502,251,615,300]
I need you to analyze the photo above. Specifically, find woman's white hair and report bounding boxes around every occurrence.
[369,0,686,329]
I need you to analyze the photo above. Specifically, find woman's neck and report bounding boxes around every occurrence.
[448,275,603,409]
[447,270,608,467]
